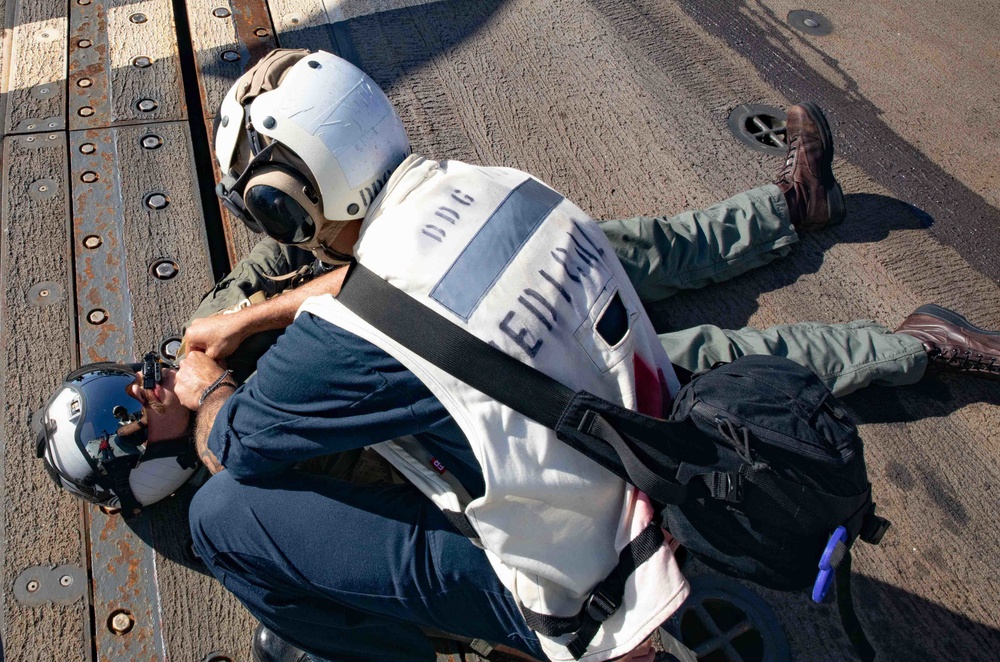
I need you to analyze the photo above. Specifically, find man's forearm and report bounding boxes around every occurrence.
[195,389,232,474]
[229,264,349,336]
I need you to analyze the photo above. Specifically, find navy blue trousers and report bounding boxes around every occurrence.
[189,469,545,662]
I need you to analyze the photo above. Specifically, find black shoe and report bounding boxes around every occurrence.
[252,624,314,662]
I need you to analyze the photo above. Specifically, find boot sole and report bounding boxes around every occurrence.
[798,101,846,226]
[913,304,1000,336]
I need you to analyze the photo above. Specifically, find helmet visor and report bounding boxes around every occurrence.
[243,183,316,244]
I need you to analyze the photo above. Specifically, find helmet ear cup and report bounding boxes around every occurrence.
[242,165,324,244]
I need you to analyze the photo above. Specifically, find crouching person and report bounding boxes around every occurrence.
[185,49,685,662]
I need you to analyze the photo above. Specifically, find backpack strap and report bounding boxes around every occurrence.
[836,552,875,662]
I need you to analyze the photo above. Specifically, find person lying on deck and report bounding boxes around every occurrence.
[32,49,999,662]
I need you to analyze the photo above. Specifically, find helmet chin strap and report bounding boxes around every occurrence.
[311,243,354,266]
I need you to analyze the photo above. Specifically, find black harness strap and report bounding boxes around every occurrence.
[518,521,665,660]
[337,264,691,503]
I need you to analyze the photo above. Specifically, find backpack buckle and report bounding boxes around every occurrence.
[584,587,619,623]
[708,471,743,503]
[860,510,891,545]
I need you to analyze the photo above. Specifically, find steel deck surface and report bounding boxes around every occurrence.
[1,1,998,660]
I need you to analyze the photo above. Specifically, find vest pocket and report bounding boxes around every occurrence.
[575,279,635,373]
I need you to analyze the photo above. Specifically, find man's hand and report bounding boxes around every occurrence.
[182,264,350,361]
[175,351,228,410]
[184,314,247,361]
[617,637,656,662]
[175,351,231,474]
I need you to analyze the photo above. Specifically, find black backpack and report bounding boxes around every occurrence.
[338,264,890,660]
[660,355,889,590]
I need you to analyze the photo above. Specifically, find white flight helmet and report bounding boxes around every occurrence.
[214,49,411,264]
[31,355,197,517]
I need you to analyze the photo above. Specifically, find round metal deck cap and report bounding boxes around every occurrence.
[727,104,788,156]
[788,10,833,36]
[28,281,63,307]
[661,575,790,662]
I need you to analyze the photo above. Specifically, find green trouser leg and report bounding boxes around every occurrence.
[599,184,928,396]
[658,321,928,398]
[599,185,799,303]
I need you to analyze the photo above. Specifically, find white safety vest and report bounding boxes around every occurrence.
[299,155,689,661]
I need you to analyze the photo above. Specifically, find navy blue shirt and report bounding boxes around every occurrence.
[209,312,486,497]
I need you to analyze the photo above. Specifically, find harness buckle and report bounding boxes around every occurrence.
[584,587,619,623]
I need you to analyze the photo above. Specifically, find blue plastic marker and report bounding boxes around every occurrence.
[812,526,848,603]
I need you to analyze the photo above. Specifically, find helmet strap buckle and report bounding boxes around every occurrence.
[141,352,162,390]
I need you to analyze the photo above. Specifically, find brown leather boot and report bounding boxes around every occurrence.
[895,304,1000,380]
[775,103,846,231]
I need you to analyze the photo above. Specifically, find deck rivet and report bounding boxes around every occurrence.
[81,171,99,183]
[88,309,108,325]
[212,7,231,18]
[129,13,147,24]
[262,116,276,129]
[59,575,73,587]
[80,143,97,154]
[48,122,57,128]
[151,259,179,280]
[137,98,158,112]
[221,115,229,128]
[141,134,164,149]
[145,193,169,210]
[78,38,92,48]
[132,56,152,68]
[221,50,241,62]
[78,0,91,4]
[26,123,36,130]
[78,78,93,88]
[83,235,102,249]
[26,580,39,593]
[307,60,321,69]
[254,28,268,37]
[25,137,34,142]
[109,609,135,635]
[79,107,95,117]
